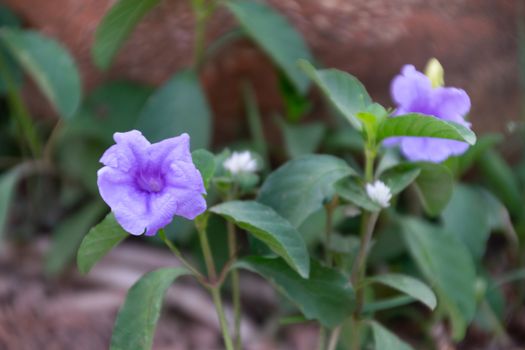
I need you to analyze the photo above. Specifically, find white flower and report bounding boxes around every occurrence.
[365,180,392,208]
[223,151,258,175]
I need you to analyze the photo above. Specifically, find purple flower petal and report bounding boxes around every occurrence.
[97,130,207,236]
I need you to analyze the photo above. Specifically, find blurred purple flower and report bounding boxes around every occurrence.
[97,130,206,236]
[384,65,472,162]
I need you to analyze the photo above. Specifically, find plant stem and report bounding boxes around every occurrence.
[227,220,242,350]
[327,326,342,350]
[211,286,235,350]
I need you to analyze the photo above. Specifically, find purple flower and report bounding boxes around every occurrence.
[97,130,206,236]
[384,65,472,162]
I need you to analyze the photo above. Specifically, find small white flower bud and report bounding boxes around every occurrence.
[223,151,258,175]
[365,180,392,208]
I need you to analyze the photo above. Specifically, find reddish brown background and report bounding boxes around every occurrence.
[4,0,523,147]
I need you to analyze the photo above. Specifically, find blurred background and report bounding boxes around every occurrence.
[0,0,524,349]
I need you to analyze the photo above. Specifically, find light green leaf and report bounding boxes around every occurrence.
[377,113,476,145]
[401,217,477,340]
[77,213,128,275]
[367,273,437,310]
[370,321,414,350]
[237,256,354,328]
[136,70,211,149]
[379,163,421,195]
[334,177,380,212]
[192,149,216,189]
[110,267,190,350]
[442,184,491,261]
[93,0,160,69]
[0,167,21,240]
[258,155,355,227]
[278,120,325,158]
[227,1,313,93]
[0,29,81,119]
[46,201,106,275]
[210,200,309,277]
[414,162,453,216]
[300,60,371,129]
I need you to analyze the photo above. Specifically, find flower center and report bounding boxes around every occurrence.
[136,171,165,193]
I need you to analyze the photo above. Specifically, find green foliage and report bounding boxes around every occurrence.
[110,267,190,350]
[92,0,161,69]
[136,70,212,149]
[413,162,454,216]
[0,166,21,241]
[227,0,313,93]
[335,176,381,212]
[192,149,216,189]
[0,29,82,119]
[379,163,421,195]
[258,155,355,227]
[210,200,310,277]
[278,120,325,158]
[77,213,128,275]
[401,217,477,340]
[237,256,354,328]
[370,321,414,350]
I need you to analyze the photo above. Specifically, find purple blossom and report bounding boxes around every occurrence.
[384,65,472,162]
[97,130,206,236]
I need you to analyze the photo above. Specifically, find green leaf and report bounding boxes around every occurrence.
[413,162,453,216]
[110,267,190,350]
[237,256,354,328]
[0,167,21,240]
[379,163,421,195]
[258,155,355,227]
[77,213,128,275]
[300,60,371,129]
[210,200,309,277]
[0,4,22,94]
[442,184,491,261]
[227,1,313,93]
[401,217,477,340]
[377,113,476,145]
[136,70,211,149]
[278,120,325,158]
[0,5,21,28]
[46,201,106,275]
[334,177,381,212]
[278,72,311,122]
[367,273,437,310]
[0,29,81,119]
[191,149,216,189]
[92,0,160,70]
[370,321,414,350]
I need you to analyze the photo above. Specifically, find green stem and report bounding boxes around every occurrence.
[227,220,242,350]
[196,214,217,281]
[327,326,342,350]
[211,286,235,350]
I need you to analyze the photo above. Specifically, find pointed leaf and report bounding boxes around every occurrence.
[93,0,161,69]
[192,149,216,189]
[0,29,82,119]
[110,267,190,350]
[279,120,325,158]
[77,213,128,275]
[237,256,354,328]
[227,1,313,93]
[414,162,453,216]
[401,217,477,340]
[378,114,476,145]
[210,200,309,277]
[300,60,372,129]
[371,321,414,350]
[379,163,421,195]
[136,70,211,149]
[368,273,437,310]
[258,155,355,227]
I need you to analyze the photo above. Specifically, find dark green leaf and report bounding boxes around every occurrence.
[211,200,309,277]
[377,114,476,145]
[379,163,421,195]
[370,321,414,350]
[46,201,106,275]
[110,267,190,350]
[0,167,21,240]
[258,155,355,227]
[0,4,22,94]
[0,29,82,119]
[227,1,313,93]
[77,213,128,275]
[300,60,371,129]
[367,273,437,310]
[334,176,380,212]
[414,162,453,216]
[237,256,354,328]
[279,73,311,122]
[192,149,216,189]
[136,70,211,149]
[92,0,161,69]
[401,217,477,340]
[278,120,325,158]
